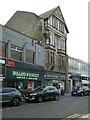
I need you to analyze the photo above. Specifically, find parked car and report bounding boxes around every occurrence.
[53,83,65,95]
[71,86,90,96]
[23,86,60,103]
[0,87,22,106]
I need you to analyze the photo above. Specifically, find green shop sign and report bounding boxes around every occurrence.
[5,67,44,81]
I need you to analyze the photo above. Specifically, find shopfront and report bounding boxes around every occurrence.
[44,70,66,90]
[69,74,82,90]
[2,58,44,90]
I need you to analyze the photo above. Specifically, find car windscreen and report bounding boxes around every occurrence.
[33,87,44,92]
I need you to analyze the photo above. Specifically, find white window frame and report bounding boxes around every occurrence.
[50,32,55,46]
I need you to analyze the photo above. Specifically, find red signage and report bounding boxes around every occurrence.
[27,82,32,90]
[6,60,15,67]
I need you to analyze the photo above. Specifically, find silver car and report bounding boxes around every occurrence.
[0,87,22,106]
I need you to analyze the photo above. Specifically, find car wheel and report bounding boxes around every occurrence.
[88,92,90,96]
[12,97,21,106]
[80,92,84,96]
[38,96,43,103]
[54,95,59,101]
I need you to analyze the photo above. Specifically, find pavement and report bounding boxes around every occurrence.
[80,113,90,119]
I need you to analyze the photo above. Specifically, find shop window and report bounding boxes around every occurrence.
[34,81,41,89]
[26,49,34,64]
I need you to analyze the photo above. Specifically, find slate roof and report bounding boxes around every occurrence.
[39,6,69,33]
[39,6,57,19]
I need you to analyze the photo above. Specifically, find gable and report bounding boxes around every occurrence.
[53,7,64,21]
[49,6,69,33]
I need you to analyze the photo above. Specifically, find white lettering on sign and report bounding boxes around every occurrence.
[0,59,5,64]
[13,71,39,79]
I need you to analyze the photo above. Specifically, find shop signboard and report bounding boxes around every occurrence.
[44,70,65,80]
[5,67,44,81]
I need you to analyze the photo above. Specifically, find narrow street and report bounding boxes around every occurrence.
[2,94,89,119]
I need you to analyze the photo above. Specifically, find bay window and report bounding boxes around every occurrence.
[50,32,55,46]
[58,37,65,50]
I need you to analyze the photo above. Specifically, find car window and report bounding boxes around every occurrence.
[8,89,17,92]
[43,87,49,92]
[2,88,17,93]
[44,87,56,92]
[49,87,55,91]
[2,89,9,93]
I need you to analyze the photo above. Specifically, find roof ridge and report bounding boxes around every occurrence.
[39,6,59,19]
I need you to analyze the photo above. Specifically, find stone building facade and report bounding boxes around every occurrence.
[5,6,69,92]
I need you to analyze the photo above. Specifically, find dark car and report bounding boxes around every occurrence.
[23,86,60,103]
[0,87,22,106]
[71,86,90,96]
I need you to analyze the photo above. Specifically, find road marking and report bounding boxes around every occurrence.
[63,114,80,120]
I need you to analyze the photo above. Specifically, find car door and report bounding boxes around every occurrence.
[48,87,55,99]
[44,87,55,100]
[84,87,90,95]
[2,88,12,102]
[2,88,10,102]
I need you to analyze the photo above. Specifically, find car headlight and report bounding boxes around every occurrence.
[77,90,81,93]
[30,93,37,96]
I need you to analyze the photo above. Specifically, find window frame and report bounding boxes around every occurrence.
[11,44,22,61]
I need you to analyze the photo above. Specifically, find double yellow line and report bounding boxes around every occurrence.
[63,113,80,120]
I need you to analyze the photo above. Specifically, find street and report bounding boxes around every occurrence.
[2,94,89,119]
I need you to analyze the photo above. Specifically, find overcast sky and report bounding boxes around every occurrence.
[0,0,89,62]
